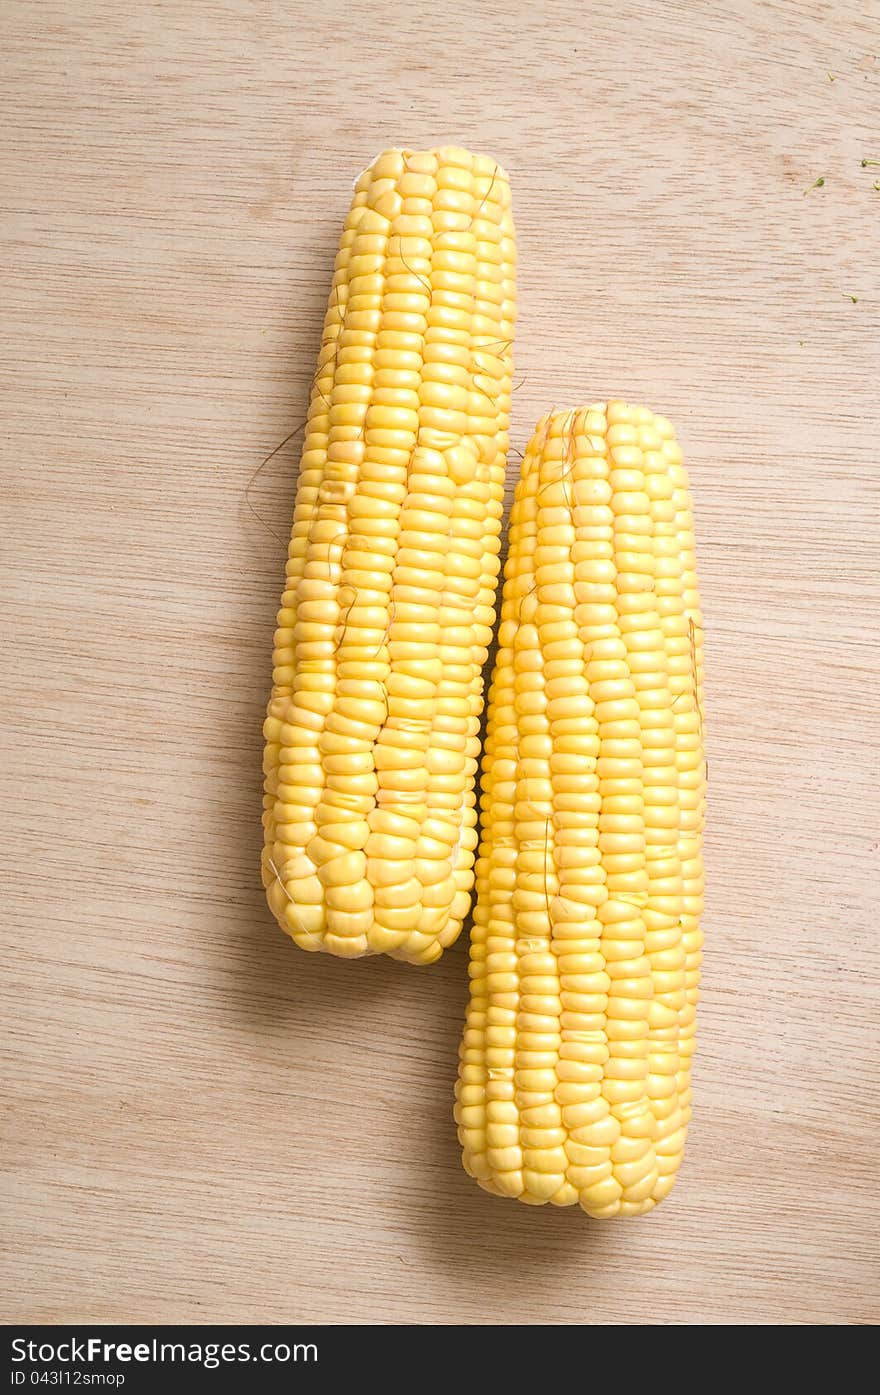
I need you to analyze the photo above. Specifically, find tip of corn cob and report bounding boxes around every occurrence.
[353,146,512,205]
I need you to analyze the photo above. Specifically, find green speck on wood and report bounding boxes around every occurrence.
[845,294,859,304]
[804,176,826,194]
[861,158,880,167]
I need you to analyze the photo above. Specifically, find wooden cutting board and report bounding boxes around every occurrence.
[3,0,878,1325]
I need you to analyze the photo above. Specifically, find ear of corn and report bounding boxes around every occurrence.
[262,146,516,964]
[455,403,705,1215]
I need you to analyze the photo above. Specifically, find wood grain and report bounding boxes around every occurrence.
[2,0,879,1326]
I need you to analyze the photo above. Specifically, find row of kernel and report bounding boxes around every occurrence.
[435,463,503,945]
[637,410,688,1201]
[366,158,455,961]
[481,474,536,1190]
[545,412,622,1214]
[492,445,543,1197]
[517,425,578,1191]
[262,157,369,945]
[533,416,617,1212]
[511,528,563,1203]
[557,411,627,1216]
[464,435,541,1192]
[605,403,676,1209]
[299,165,397,957]
[413,534,477,926]
[377,156,482,963]
[456,593,509,1186]
[605,408,666,1141]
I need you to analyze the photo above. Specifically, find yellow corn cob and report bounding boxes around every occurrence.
[456,402,705,1215]
[262,147,516,964]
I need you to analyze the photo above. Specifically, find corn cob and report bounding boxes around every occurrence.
[455,403,705,1215]
[262,147,516,964]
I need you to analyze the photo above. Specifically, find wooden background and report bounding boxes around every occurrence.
[3,0,879,1326]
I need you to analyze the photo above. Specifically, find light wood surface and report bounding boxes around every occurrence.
[3,0,879,1326]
